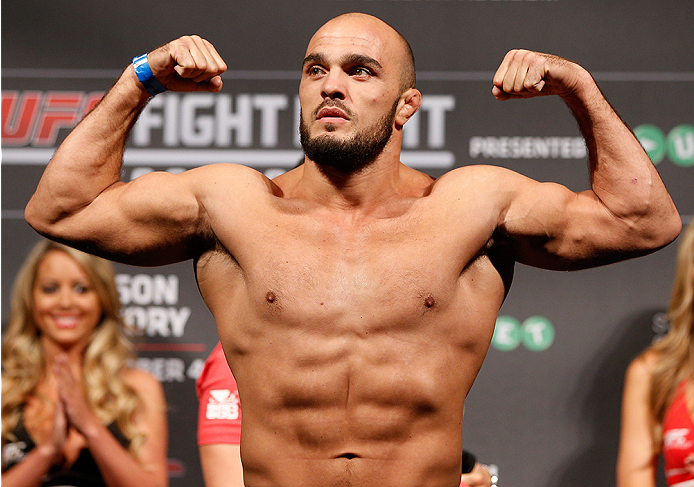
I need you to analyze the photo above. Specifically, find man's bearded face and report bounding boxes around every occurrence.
[299,98,399,174]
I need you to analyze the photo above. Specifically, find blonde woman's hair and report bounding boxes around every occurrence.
[648,219,694,450]
[1,240,145,457]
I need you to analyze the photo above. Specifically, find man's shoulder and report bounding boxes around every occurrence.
[190,162,268,182]
[437,164,518,182]
[432,164,522,194]
[188,163,278,197]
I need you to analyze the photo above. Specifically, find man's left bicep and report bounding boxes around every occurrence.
[501,181,639,270]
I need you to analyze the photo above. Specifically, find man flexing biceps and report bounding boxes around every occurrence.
[26,12,680,487]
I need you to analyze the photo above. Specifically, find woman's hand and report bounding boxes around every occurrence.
[54,354,102,438]
[36,394,68,466]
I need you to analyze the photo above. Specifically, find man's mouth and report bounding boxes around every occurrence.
[317,107,349,121]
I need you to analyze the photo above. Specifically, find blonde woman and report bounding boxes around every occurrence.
[1,240,169,487]
[618,219,694,487]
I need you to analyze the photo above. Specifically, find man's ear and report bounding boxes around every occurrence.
[395,88,422,126]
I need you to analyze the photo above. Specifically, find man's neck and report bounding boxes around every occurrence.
[300,149,415,212]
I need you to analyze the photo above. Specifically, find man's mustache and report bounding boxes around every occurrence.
[313,100,354,119]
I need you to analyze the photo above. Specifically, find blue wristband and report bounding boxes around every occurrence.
[132,53,167,96]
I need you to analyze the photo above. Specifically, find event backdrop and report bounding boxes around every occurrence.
[2,1,692,486]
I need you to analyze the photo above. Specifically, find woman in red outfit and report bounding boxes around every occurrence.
[618,219,694,487]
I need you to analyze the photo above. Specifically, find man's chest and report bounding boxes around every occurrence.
[208,207,496,319]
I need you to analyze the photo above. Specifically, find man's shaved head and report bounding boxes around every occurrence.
[313,12,416,92]
[299,12,422,174]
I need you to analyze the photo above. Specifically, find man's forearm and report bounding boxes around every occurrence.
[25,64,150,232]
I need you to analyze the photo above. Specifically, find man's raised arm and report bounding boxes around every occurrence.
[490,49,680,270]
[25,36,228,265]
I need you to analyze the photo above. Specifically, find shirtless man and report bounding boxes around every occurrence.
[25,12,680,487]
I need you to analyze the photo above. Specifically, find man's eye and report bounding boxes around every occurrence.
[353,67,371,76]
[309,66,323,75]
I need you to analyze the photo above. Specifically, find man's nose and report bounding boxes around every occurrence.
[321,71,346,100]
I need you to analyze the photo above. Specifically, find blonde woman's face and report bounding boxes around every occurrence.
[32,250,102,348]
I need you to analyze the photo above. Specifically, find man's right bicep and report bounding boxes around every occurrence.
[28,170,208,266]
